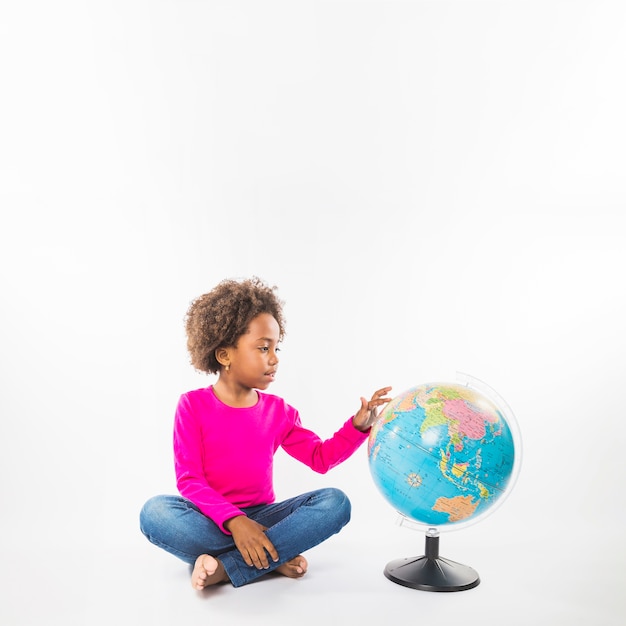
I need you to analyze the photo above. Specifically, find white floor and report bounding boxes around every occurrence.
[2,512,623,626]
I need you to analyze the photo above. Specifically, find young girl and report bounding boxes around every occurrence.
[139,277,391,590]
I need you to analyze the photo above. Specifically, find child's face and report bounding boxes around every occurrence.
[229,313,281,390]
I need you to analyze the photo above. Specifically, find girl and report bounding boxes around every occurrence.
[139,277,391,590]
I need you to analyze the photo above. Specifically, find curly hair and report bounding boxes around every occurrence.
[185,276,286,374]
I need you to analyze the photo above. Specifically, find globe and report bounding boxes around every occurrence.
[367,375,521,591]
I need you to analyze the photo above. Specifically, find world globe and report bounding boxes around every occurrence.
[367,375,521,591]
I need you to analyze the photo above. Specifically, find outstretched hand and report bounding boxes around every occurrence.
[352,386,392,432]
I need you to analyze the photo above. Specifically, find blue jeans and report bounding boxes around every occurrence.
[139,488,351,587]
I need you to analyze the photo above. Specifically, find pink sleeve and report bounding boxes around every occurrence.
[173,395,244,533]
[280,413,369,473]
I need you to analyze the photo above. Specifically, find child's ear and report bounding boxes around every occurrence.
[215,347,230,368]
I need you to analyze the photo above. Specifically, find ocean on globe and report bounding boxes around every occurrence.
[368,381,517,530]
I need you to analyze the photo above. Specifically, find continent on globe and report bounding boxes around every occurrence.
[432,495,479,522]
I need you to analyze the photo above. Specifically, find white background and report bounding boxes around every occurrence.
[1,1,624,624]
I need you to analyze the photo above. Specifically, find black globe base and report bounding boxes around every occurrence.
[384,534,480,592]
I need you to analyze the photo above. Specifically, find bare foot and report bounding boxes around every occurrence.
[275,555,308,579]
[191,554,229,590]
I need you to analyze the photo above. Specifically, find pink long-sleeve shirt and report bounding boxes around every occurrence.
[173,386,369,533]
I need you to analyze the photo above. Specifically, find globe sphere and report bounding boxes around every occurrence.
[368,380,518,531]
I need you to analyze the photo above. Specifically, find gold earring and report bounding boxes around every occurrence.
[225,364,230,372]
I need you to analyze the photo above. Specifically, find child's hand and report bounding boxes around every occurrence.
[352,386,392,432]
[225,515,279,569]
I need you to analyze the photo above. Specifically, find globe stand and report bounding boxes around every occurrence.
[384,532,480,592]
